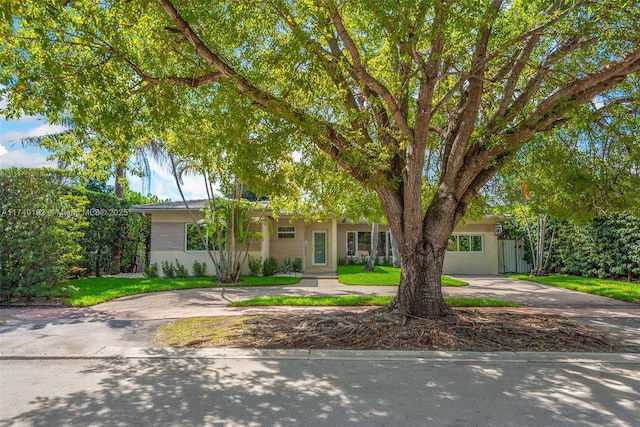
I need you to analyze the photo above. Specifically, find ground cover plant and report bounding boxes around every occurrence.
[508,274,640,303]
[337,265,467,287]
[60,276,301,307]
[228,295,518,308]
[154,310,623,352]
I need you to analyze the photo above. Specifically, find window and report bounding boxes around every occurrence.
[185,224,220,251]
[277,226,296,239]
[447,235,483,252]
[347,231,390,257]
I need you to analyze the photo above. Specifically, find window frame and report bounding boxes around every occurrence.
[346,230,390,257]
[447,234,484,253]
[277,226,296,239]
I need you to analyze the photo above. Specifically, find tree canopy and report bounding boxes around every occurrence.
[2,0,639,318]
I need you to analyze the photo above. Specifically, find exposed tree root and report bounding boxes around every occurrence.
[183,309,623,352]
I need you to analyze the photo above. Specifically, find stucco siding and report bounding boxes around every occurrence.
[443,233,499,275]
[150,250,262,276]
[268,218,305,266]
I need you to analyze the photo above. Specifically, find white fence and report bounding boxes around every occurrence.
[498,239,532,274]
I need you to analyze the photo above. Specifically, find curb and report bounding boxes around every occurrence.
[2,348,640,363]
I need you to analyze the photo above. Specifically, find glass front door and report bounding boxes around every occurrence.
[312,231,327,265]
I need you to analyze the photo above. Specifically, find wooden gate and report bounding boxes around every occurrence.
[498,240,532,274]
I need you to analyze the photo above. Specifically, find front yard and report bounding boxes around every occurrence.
[508,274,640,303]
[61,275,301,307]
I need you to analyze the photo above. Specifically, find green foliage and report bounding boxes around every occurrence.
[554,213,640,281]
[0,168,88,302]
[201,194,265,282]
[144,263,159,278]
[77,188,129,276]
[192,261,207,277]
[175,259,189,278]
[292,257,303,273]
[161,261,176,279]
[247,256,263,276]
[503,213,640,281]
[262,257,278,276]
[281,257,292,274]
[496,99,640,221]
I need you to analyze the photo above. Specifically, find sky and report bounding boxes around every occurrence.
[0,113,208,202]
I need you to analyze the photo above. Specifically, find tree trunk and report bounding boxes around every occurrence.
[110,164,125,275]
[530,216,548,277]
[381,189,458,319]
[390,250,451,319]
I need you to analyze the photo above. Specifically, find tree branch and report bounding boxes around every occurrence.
[441,0,502,189]
[324,0,413,139]
[157,0,374,183]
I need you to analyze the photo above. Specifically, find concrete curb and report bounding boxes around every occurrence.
[2,347,640,363]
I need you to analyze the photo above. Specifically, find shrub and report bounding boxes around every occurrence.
[263,257,278,276]
[292,257,303,273]
[248,256,263,276]
[144,263,159,278]
[282,257,292,274]
[0,168,87,302]
[161,261,176,278]
[192,261,207,277]
[175,259,189,278]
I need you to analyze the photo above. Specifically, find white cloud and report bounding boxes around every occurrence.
[0,149,56,168]
[0,122,67,145]
[0,143,7,157]
[126,156,212,201]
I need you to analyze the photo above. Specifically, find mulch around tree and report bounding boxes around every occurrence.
[164,308,628,352]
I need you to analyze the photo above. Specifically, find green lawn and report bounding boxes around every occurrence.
[228,295,518,307]
[337,265,467,286]
[508,274,640,303]
[61,275,301,307]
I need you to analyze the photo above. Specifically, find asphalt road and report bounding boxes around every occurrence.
[2,352,640,427]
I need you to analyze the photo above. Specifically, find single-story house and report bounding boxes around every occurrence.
[131,200,502,276]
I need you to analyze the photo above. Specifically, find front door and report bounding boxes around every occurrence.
[312,231,327,265]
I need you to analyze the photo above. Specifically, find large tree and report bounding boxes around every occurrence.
[2,0,639,318]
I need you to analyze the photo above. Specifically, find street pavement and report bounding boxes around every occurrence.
[1,275,639,426]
